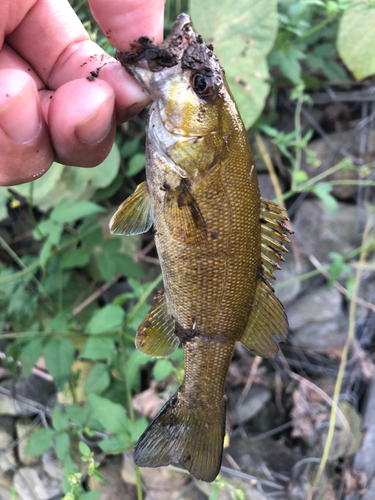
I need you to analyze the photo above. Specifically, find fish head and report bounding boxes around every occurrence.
[118,13,235,180]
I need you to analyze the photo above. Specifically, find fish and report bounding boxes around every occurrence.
[110,13,293,482]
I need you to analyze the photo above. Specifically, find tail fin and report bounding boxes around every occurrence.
[134,391,226,482]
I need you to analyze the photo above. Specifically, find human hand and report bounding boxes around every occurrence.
[0,0,164,186]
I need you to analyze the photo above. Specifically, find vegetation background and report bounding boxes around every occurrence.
[0,0,375,499]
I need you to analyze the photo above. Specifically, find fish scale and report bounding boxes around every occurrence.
[110,13,293,482]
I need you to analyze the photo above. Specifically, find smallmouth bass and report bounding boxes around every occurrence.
[110,13,293,482]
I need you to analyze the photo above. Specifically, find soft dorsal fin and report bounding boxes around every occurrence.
[239,279,288,357]
[238,199,293,357]
[136,290,180,357]
[260,198,294,281]
[109,181,152,235]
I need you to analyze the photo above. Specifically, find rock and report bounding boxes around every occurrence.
[0,485,12,500]
[13,466,62,500]
[258,173,285,201]
[13,375,56,415]
[42,448,64,481]
[347,373,375,500]
[274,253,312,307]
[292,199,370,264]
[300,131,365,201]
[0,470,13,490]
[230,384,272,426]
[287,285,347,351]
[16,418,42,467]
[89,455,137,500]
[0,416,16,473]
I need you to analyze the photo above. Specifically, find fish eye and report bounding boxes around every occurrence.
[192,73,214,96]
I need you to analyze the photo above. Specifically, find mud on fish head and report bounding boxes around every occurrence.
[117,13,228,180]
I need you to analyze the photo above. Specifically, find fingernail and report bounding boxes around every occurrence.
[75,95,115,145]
[0,89,41,144]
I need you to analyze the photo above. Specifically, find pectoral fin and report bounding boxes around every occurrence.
[109,181,152,235]
[136,290,180,357]
[240,279,288,357]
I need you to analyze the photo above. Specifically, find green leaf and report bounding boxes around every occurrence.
[311,182,338,216]
[86,304,125,334]
[44,338,75,391]
[128,417,148,442]
[84,363,110,395]
[55,432,71,461]
[127,153,145,177]
[65,404,91,426]
[79,441,91,457]
[121,138,140,159]
[125,349,150,391]
[89,394,129,434]
[78,492,102,500]
[80,337,115,360]
[153,359,174,382]
[52,405,70,431]
[60,248,90,269]
[84,142,121,189]
[98,434,131,453]
[190,0,278,128]
[337,1,375,80]
[25,428,55,456]
[0,188,9,221]
[19,338,44,378]
[51,199,105,224]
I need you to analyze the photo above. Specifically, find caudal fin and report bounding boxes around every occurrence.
[134,391,226,482]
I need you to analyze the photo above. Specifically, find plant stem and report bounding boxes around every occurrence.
[313,216,373,488]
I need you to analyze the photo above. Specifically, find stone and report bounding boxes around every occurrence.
[300,131,367,201]
[16,418,42,467]
[287,285,347,351]
[230,384,272,426]
[14,375,56,413]
[0,485,12,500]
[42,448,64,481]
[258,173,285,202]
[89,455,137,500]
[13,466,61,500]
[0,416,16,473]
[292,199,370,265]
[274,253,312,307]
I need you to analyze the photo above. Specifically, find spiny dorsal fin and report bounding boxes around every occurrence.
[239,278,288,357]
[109,181,152,235]
[164,180,207,244]
[136,290,180,357]
[260,198,294,281]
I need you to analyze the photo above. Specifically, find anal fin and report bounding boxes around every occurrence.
[110,181,152,235]
[239,279,288,357]
[136,290,180,357]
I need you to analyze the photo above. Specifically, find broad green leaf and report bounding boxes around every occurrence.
[311,182,338,216]
[337,1,375,80]
[89,394,129,434]
[78,493,102,500]
[98,434,131,453]
[25,428,55,456]
[84,363,110,395]
[79,142,121,189]
[128,417,148,442]
[86,304,125,334]
[80,337,115,360]
[79,441,91,457]
[11,163,65,204]
[127,153,145,177]
[55,432,71,461]
[153,359,174,382]
[60,248,90,269]
[51,199,105,224]
[65,404,91,426]
[190,0,278,128]
[0,188,8,221]
[19,338,44,378]
[52,405,70,431]
[121,138,140,159]
[44,338,75,391]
